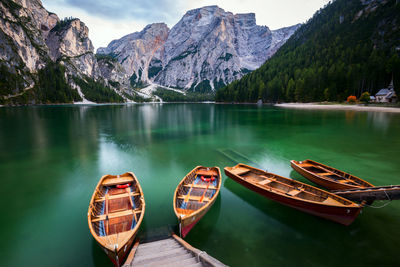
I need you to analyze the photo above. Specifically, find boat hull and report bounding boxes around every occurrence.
[88,172,145,267]
[174,166,221,238]
[225,169,362,225]
[102,235,136,267]
[291,160,373,191]
[180,197,214,238]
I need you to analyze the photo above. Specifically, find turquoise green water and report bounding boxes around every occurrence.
[1,104,400,267]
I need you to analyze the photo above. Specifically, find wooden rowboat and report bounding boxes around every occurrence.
[88,172,145,267]
[173,166,221,238]
[291,160,374,190]
[225,164,362,225]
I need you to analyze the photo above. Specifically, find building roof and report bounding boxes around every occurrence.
[370,96,376,100]
[376,89,391,96]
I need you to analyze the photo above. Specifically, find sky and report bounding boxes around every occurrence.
[41,0,330,50]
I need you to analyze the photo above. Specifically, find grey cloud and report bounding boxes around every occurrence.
[63,0,183,23]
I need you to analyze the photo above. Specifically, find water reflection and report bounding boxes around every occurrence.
[1,104,400,267]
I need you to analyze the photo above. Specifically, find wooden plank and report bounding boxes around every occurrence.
[178,195,210,202]
[123,240,140,265]
[230,167,250,176]
[92,208,142,222]
[298,164,313,167]
[322,197,343,205]
[258,179,273,186]
[105,194,109,234]
[176,208,194,215]
[95,192,140,202]
[286,189,301,196]
[318,172,334,176]
[196,169,219,176]
[102,176,134,186]
[183,184,218,190]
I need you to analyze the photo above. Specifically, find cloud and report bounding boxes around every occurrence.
[63,0,184,24]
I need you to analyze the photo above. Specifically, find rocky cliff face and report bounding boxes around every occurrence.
[97,23,169,88]
[0,0,55,91]
[0,0,111,103]
[98,6,301,91]
[46,18,100,78]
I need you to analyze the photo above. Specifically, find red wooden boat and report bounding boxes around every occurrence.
[173,166,221,237]
[225,164,362,225]
[291,159,374,190]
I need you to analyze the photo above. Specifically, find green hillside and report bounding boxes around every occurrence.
[216,0,400,103]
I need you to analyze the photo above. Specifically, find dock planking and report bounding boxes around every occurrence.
[123,234,227,267]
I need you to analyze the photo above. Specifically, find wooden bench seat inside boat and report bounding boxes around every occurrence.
[318,173,333,176]
[95,192,140,202]
[298,163,314,167]
[102,176,134,186]
[230,167,251,176]
[176,208,195,215]
[322,197,343,206]
[177,195,210,202]
[196,169,219,176]
[98,231,132,244]
[286,189,301,196]
[258,176,276,185]
[92,208,141,222]
[183,184,218,190]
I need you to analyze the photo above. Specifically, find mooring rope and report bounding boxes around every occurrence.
[364,190,392,209]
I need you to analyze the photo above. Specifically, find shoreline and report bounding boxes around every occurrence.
[0,101,217,108]
[275,103,400,113]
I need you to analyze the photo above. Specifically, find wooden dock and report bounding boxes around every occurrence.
[123,234,227,267]
[333,185,400,203]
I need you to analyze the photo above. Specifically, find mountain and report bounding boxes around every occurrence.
[0,0,127,105]
[97,6,300,92]
[0,2,299,105]
[216,0,400,103]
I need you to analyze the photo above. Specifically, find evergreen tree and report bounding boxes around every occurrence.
[216,0,400,103]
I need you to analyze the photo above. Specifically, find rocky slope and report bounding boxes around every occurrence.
[0,0,124,104]
[97,6,301,92]
[1,2,300,104]
[97,23,169,89]
[0,0,56,95]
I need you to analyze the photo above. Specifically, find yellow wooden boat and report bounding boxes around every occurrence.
[173,166,221,237]
[88,172,145,267]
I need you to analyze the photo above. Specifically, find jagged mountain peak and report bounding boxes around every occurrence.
[97,23,169,55]
[98,5,300,92]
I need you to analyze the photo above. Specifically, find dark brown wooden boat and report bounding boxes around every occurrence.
[291,159,374,190]
[225,164,362,225]
[88,172,145,267]
[173,166,221,238]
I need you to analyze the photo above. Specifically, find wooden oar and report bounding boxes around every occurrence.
[199,181,211,203]
[126,187,138,222]
[105,194,109,234]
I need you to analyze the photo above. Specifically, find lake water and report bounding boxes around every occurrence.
[1,104,400,267]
